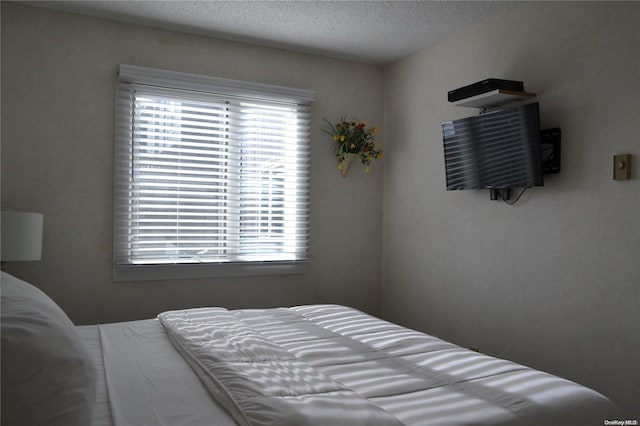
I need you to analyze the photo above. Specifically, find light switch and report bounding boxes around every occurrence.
[613,154,631,180]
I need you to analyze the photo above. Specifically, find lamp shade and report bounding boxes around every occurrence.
[1,211,43,261]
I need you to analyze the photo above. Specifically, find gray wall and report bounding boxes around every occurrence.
[1,4,384,324]
[382,2,639,417]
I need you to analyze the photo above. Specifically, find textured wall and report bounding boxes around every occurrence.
[382,2,639,417]
[1,4,384,324]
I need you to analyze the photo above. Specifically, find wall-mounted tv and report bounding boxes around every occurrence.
[442,102,543,197]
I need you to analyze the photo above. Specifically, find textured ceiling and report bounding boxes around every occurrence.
[25,1,514,65]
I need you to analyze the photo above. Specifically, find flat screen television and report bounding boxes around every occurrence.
[442,102,543,194]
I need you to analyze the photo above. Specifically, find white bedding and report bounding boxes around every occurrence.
[83,305,620,426]
[159,304,619,425]
[76,325,112,426]
[158,307,404,426]
[79,320,236,426]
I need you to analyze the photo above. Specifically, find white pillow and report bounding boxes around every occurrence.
[1,272,97,426]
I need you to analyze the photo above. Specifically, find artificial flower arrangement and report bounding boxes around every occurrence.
[322,117,383,176]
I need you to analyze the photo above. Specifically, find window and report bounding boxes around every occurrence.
[113,65,314,281]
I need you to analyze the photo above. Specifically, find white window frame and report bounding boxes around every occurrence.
[113,65,314,281]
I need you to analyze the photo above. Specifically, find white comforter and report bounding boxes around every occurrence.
[158,304,619,426]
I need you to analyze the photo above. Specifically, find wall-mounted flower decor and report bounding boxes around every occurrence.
[322,117,383,177]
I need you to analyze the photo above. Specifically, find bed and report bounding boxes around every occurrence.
[1,272,620,425]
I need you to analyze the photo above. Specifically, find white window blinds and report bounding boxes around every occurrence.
[114,65,313,280]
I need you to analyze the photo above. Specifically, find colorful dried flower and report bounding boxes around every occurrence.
[321,116,383,174]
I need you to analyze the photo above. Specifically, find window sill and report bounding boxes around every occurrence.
[113,260,308,282]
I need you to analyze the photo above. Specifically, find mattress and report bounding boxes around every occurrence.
[79,304,620,426]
